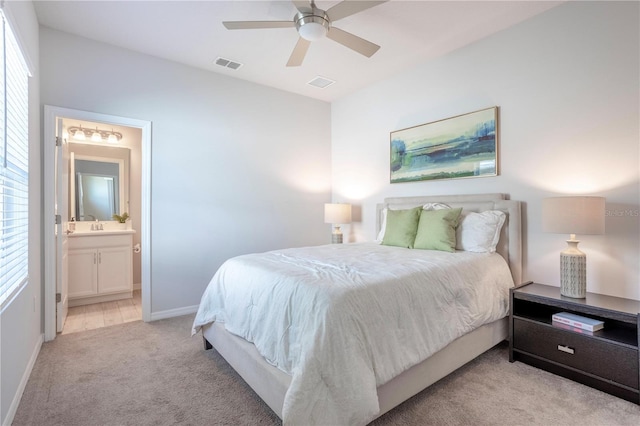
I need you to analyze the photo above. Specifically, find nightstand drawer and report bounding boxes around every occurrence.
[513,318,639,389]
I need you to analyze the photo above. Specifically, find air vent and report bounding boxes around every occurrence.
[307,76,335,89]
[215,57,243,70]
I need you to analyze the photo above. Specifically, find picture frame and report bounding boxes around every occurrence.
[390,107,498,183]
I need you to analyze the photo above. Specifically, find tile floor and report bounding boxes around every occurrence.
[61,290,142,335]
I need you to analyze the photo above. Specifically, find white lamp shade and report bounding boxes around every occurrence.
[542,196,605,235]
[324,203,352,224]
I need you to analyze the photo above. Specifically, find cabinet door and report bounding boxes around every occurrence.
[98,246,132,294]
[68,249,98,298]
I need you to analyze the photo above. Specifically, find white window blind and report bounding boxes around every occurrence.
[0,10,29,306]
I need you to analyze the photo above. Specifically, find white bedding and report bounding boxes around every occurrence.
[192,242,514,425]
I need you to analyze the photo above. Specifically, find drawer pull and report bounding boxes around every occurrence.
[557,345,575,355]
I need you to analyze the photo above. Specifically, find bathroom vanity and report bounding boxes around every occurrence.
[67,230,135,307]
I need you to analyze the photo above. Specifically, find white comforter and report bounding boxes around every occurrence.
[192,243,514,425]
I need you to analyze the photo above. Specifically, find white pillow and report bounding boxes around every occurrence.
[455,210,506,253]
[376,208,388,242]
[423,202,451,211]
[377,203,452,242]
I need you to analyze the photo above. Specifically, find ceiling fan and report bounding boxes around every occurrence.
[223,1,388,67]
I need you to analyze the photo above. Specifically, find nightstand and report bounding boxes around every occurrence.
[509,282,640,404]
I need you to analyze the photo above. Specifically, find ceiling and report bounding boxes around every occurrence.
[34,1,562,102]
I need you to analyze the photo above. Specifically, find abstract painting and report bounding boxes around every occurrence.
[390,107,498,183]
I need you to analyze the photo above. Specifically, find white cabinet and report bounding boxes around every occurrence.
[68,248,98,298]
[68,232,134,307]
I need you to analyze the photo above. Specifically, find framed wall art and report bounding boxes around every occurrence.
[390,107,498,183]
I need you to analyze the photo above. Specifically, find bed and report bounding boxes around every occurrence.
[192,193,522,425]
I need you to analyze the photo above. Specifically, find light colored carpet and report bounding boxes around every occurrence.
[13,314,640,425]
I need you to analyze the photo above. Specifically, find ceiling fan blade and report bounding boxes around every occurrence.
[291,1,311,13]
[223,21,295,30]
[326,27,380,57]
[326,1,388,21]
[286,37,311,67]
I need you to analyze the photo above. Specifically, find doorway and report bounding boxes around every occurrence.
[44,106,151,341]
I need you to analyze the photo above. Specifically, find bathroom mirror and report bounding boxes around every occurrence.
[71,154,126,221]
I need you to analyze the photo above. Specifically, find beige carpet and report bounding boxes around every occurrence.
[13,314,640,425]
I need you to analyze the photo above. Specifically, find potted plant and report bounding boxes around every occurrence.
[112,212,130,229]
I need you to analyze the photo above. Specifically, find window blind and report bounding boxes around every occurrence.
[0,10,30,306]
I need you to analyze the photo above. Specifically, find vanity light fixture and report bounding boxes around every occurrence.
[73,126,86,141]
[68,125,123,143]
[107,131,119,144]
[91,127,102,142]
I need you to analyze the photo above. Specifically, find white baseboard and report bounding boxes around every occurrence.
[133,282,141,291]
[3,333,44,426]
[150,304,198,321]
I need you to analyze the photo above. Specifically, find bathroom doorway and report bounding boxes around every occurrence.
[44,106,151,341]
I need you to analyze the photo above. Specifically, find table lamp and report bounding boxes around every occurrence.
[324,203,352,244]
[542,196,605,298]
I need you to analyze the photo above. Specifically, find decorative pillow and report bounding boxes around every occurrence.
[455,210,506,253]
[381,207,422,248]
[377,205,425,242]
[414,208,463,252]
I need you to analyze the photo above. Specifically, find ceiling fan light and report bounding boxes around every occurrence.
[299,21,327,41]
[296,11,329,42]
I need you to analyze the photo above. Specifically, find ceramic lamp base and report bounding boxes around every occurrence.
[331,225,343,244]
[559,237,587,298]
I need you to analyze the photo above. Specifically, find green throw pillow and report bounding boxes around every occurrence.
[381,207,422,248]
[414,208,463,252]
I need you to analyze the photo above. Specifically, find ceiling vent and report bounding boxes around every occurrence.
[215,57,243,70]
[307,76,335,89]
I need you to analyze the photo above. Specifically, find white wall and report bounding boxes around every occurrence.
[331,1,640,300]
[0,2,41,425]
[39,28,332,314]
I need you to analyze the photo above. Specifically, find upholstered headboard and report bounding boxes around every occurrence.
[376,193,522,285]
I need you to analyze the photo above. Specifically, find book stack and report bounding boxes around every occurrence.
[552,312,604,334]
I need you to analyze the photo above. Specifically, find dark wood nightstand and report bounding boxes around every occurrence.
[509,282,640,404]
